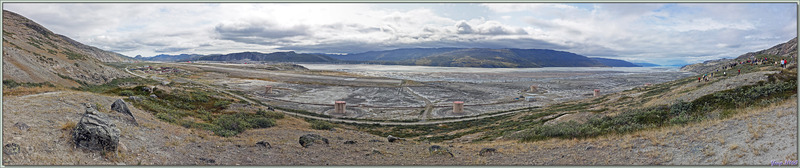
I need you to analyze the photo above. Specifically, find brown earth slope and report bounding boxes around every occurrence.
[2,10,131,87]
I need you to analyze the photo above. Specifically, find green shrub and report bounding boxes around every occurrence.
[310,120,335,130]
[249,117,276,128]
[119,90,135,96]
[214,113,251,134]
[213,100,231,108]
[156,113,177,123]
[256,109,284,119]
[213,129,238,137]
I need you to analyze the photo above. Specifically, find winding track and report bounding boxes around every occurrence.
[125,64,536,126]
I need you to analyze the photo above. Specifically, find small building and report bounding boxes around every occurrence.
[265,85,273,94]
[453,101,464,113]
[334,101,346,114]
[525,96,535,102]
[593,89,600,97]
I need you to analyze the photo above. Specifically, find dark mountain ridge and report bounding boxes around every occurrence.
[139,47,642,68]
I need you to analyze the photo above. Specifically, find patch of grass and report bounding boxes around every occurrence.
[309,120,335,130]
[2,79,54,88]
[256,109,284,119]
[121,84,281,137]
[60,121,77,131]
[62,50,87,60]
[79,77,157,93]
[211,112,276,137]
[47,48,57,55]
[119,90,135,96]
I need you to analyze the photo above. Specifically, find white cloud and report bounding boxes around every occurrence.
[2,3,796,65]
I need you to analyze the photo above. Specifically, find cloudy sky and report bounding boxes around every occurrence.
[4,3,796,65]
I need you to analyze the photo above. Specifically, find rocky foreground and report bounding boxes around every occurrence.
[2,85,795,165]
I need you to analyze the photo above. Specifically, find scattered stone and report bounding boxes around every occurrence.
[428,145,442,152]
[73,104,120,151]
[198,157,215,164]
[387,135,402,143]
[479,148,497,156]
[3,143,20,155]
[585,146,594,150]
[81,103,99,115]
[111,99,137,124]
[161,81,170,86]
[369,139,382,143]
[429,145,454,157]
[13,122,29,131]
[298,134,329,148]
[128,96,142,102]
[149,94,158,99]
[256,141,272,148]
[344,140,357,144]
[141,86,152,93]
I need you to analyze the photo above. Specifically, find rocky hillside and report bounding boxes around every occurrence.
[737,37,797,59]
[590,57,641,67]
[681,37,797,73]
[2,10,131,87]
[135,54,204,62]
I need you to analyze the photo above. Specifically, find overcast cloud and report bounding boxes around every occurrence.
[3,3,796,65]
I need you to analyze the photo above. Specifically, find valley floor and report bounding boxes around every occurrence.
[2,90,796,165]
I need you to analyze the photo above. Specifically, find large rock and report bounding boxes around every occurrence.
[73,104,120,151]
[3,143,20,155]
[111,99,136,124]
[298,134,328,148]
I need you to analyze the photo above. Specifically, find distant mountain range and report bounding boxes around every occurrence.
[135,54,205,62]
[139,48,643,68]
[632,62,661,67]
[590,57,640,67]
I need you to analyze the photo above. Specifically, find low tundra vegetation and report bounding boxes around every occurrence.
[80,77,284,137]
[515,67,796,142]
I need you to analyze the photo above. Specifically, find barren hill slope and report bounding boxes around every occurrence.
[682,37,797,73]
[2,10,131,87]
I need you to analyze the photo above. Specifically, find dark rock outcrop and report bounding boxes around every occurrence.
[111,99,136,124]
[73,104,120,151]
[343,140,357,144]
[298,134,329,148]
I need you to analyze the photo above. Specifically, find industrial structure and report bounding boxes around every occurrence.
[334,101,346,114]
[453,101,464,113]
